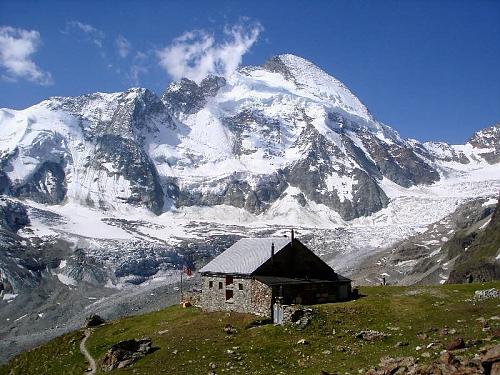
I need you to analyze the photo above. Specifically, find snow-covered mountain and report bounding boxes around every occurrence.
[0,54,499,361]
[1,54,497,224]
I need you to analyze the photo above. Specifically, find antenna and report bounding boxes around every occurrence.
[271,242,275,265]
[291,228,295,241]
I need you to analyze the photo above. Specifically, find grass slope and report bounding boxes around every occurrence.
[2,282,499,375]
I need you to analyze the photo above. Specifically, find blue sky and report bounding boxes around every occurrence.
[0,0,499,143]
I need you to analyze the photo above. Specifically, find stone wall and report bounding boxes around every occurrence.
[200,275,272,317]
[250,279,273,317]
[182,290,202,307]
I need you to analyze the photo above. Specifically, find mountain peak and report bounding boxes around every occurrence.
[262,54,372,122]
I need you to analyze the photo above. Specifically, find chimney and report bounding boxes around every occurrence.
[291,228,295,241]
[271,242,275,265]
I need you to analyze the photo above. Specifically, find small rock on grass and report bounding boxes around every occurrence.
[446,337,465,351]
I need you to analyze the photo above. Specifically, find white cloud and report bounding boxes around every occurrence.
[0,26,53,85]
[157,21,263,82]
[129,51,148,85]
[116,35,131,58]
[64,21,105,48]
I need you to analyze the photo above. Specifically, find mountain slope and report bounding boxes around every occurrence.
[446,197,500,283]
[0,89,176,213]
[2,282,500,375]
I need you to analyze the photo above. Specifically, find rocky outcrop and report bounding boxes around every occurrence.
[100,338,154,371]
[0,198,29,232]
[365,345,500,375]
[85,314,105,327]
[0,229,43,294]
[175,171,289,214]
[481,344,500,374]
[262,55,295,81]
[13,161,67,204]
[358,133,440,187]
[61,248,108,286]
[91,135,164,213]
[446,197,500,284]
[468,123,500,164]
[162,75,226,116]
[284,125,389,220]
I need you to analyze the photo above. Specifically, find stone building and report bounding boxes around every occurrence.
[199,233,352,318]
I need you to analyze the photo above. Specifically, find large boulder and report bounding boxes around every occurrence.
[481,344,500,374]
[85,314,105,328]
[100,337,153,372]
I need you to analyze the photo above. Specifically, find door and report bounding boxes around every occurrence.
[273,302,284,324]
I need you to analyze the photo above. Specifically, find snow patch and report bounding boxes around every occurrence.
[2,293,18,301]
[56,273,77,286]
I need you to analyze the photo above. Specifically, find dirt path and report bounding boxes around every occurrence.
[79,329,97,374]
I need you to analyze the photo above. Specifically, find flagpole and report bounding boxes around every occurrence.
[180,269,183,303]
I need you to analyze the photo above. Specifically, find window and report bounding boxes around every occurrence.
[238,283,243,291]
[209,281,213,288]
[225,275,233,285]
[225,289,234,301]
[218,282,223,289]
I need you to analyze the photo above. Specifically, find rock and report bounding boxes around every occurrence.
[223,324,237,335]
[296,339,309,345]
[369,350,489,375]
[355,330,387,341]
[446,337,465,351]
[322,350,332,355]
[467,339,483,347]
[181,301,191,308]
[100,338,153,372]
[376,356,417,374]
[440,351,457,365]
[208,362,217,369]
[395,341,409,347]
[477,317,490,329]
[416,333,428,340]
[481,344,500,374]
[439,328,449,336]
[474,288,500,301]
[283,306,314,330]
[492,328,500,338]
[85,314,105,327]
